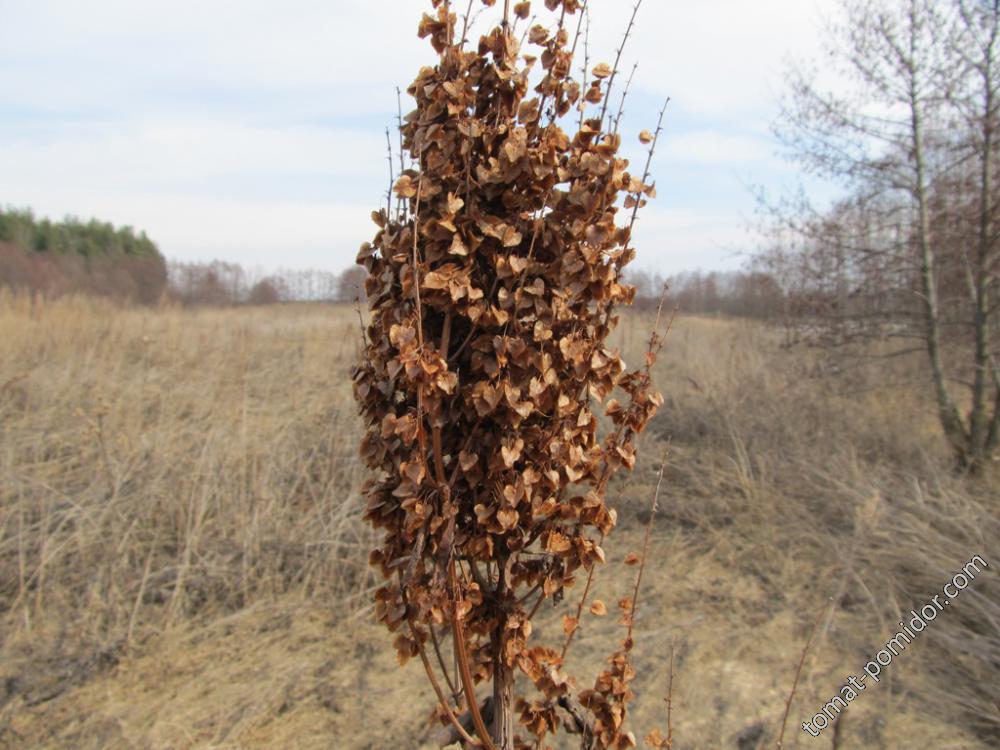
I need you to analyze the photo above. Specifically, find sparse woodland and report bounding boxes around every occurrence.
[762,0,1000,473]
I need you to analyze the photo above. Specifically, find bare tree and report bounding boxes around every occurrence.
[247,277,284,305]
[335,266,367,303]
[950,0,1000,468]
[768,0,1000,471]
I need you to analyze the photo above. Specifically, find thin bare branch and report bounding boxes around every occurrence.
[598,0,643,131]
[612,63,639,136]
[776,600,831,749]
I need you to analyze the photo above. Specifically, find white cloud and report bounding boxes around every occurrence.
[662,131,772,165]
[0,0,840,273]
[0,115,389,269]
[631,206,755,273]
[581,0,836,118]
[0,119,385,187]
[11,186,372,271]
[0,1,431,121]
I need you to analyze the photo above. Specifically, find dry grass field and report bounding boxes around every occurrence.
[0,294,997,749]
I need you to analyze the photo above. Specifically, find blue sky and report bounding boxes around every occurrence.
[0,0,839,275]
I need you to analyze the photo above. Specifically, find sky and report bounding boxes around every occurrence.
[0,0,840,276]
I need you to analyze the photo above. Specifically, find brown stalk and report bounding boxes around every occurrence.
[396,87,406,174]
[560,291,671,662]
[411,176,426,349]
[776,600,830,749]
[559,531,601,661]
[597,0,642,132]
[432,311,452,491]
[568,0,590,58]
[627,98,670,239]
[448,317,482,365]
[460,0,475,48]
[408,614,482,748]
[408,176,437,487]
[465,557,491,597]
[612,63,638,136]
[535,5,568,124]
[665,638,675,749]
[440,308,454,359]
[515,578,544,607]
[526,585,547,620]
[430,623,462,701]
[396,87,407,220]
[508,188,554,336]
[385,127,395,215]
[576,3,591,131]
[404,527,428,589]
[450,560,498,750]
[519,14,537,46]
[627,461,665,642]
[433,427,448,487]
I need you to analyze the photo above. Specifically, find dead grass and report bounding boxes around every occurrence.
[0,295,374,707]
[0,295,996,749]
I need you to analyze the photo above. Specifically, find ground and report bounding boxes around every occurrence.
[0,296,996,749]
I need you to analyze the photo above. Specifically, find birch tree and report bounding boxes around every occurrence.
[769,0,1000,471]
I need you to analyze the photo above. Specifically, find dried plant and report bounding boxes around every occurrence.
[352,1,666,747]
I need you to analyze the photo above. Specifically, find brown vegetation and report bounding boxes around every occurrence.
[353,0,670,746]
[0,240,167,306]
[0,296,996,749]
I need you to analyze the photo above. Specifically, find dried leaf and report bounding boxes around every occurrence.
[562,615,579,636]
[497,507,519,531]
[529,25,549,45]
[592,62,613,79]
[393,175,418,198]
[449,233,469,256]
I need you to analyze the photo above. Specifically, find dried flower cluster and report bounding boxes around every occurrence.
[352,1,665,748]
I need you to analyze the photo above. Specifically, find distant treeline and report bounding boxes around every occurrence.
[0,207,786,316]
[626,268,784,319]
[167,261,366,306]
[0,207,368,307]
[0,208,167,304]
[169,263,784,315]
